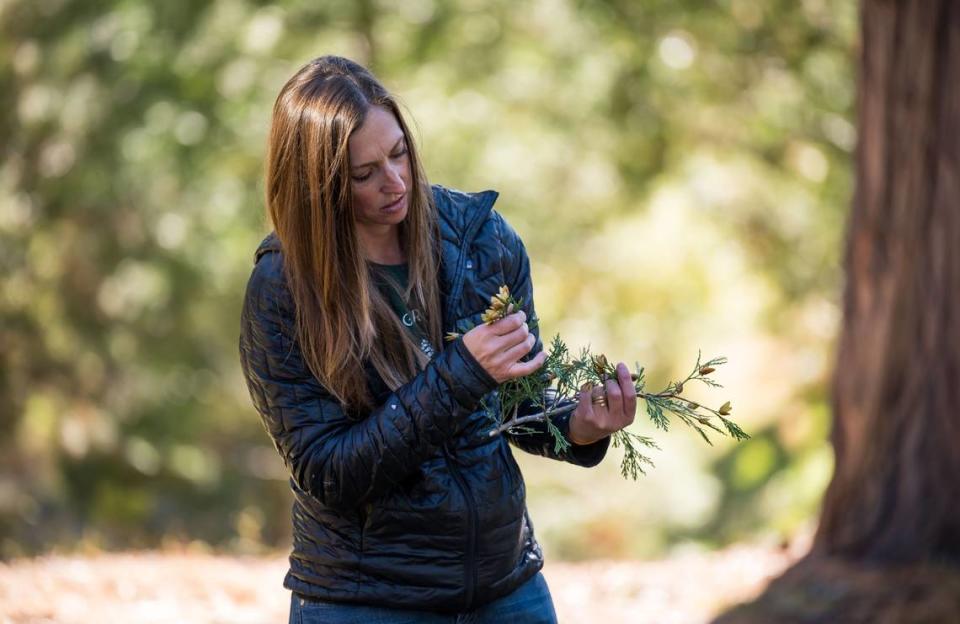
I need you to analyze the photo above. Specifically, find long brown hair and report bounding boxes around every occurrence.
[265,56,442,412]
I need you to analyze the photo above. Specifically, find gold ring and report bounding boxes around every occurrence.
[591,394,608,407]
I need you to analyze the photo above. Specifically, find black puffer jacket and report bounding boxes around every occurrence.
[239,184,609,612]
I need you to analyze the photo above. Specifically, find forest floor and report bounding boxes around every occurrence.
[1,538,809,624]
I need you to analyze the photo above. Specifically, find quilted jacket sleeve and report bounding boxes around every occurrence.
[239,251,499,511]
[494,212,610,468]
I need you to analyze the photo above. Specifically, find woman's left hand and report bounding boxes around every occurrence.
[568,362,637,445]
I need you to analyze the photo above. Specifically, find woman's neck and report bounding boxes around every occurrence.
[359,227,405,264]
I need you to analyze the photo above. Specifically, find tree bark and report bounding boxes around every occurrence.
[813,0,960,562]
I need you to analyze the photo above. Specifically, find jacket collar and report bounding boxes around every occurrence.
[254,230,280,261]
[433,185,499,247]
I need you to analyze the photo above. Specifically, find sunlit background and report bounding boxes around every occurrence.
[1,0,856,563]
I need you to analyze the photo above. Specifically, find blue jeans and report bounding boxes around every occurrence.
[289,572,558,624]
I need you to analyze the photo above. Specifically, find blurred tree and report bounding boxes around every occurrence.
[814,0,960,563]
[717,1,960,621]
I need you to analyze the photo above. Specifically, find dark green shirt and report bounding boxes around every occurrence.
[369,262,436,360]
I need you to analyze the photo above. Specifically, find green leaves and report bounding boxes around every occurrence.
[612,431,658,480]
[490,330,749,481]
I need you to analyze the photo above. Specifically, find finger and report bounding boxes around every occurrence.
[604,378,623,421]
[488,326,530,358]
[490,311,526,336]
[500,332,536,363]
[578,382,596,418]
[493,323,529,351]
[617,362,637,421]
[585,383,609,416]
[507,350,547,378]
[589,384,606,404]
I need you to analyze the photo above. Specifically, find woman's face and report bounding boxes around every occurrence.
[348,105,411,248]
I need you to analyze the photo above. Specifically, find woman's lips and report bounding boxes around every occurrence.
[381,194,406,212]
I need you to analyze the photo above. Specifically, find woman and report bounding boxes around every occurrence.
[239,56,637,623]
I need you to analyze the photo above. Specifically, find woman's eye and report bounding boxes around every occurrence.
[352,171,372,182]
[392,147,408,159]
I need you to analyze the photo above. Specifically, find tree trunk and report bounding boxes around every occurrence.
[813,0,960,563]
[714,3,960,619]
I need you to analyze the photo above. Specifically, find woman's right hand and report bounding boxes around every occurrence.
[462,311,547,383]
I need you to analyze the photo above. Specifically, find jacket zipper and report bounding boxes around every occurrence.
[359,502,371,554]
[443,444,478,611]
[437,194,495,611]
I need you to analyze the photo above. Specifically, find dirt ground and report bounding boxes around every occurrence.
[0,540,806,624]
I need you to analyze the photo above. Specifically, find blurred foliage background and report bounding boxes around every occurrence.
[0,0,856,560]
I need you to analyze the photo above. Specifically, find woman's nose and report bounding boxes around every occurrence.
[382,160,406,191]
